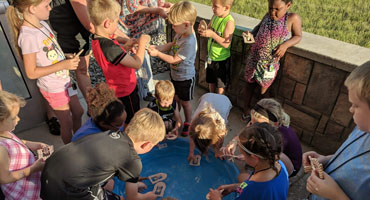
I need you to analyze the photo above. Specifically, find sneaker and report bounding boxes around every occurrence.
[143,92,155,102]
[46,117,60,135]
[181,122,191,136]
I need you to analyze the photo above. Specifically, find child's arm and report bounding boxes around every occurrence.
[274,13,302,59]
[23,53,80,79]
[119,34,150,69]
[70,0,95,33]
[187,138,196,162]
[148,45,182,65]
[0,146,44,184]
[125,182,157,200]
[151,42,174,53]
[113,29,131,44]
[171,108,182,135]
[135,5,168,18]
[199,20,235,49]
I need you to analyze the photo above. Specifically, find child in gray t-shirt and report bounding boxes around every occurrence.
[148,1,197,136]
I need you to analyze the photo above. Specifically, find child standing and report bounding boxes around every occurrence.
[208,123,289,200]
[0,91,47,199]
[88,0,150,125]
[199,0,235,94]
[148,1,197,136]
[243,0,302,120]
[147,80,181,136]
[6,0,84,144]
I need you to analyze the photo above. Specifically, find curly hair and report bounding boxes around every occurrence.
[86,83,125,125]
[238,122,282,174]
[189,103,227,154]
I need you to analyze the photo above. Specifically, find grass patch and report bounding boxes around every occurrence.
[168,0,370,48]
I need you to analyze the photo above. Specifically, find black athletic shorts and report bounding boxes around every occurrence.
[171,77,195,101]
[49,0,91,56]
[119,87,140,124]
[206,57,231,88]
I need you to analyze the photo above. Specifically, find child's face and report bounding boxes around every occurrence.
[348,87,370,132]
[159,98,174,108]
[109,111,127,131]
[0,105,20,133]
[268,0,291,21]
[33,0,52,21]
[212,0,229,17]
[172,22,190,35]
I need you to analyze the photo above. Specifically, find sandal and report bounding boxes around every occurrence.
[46,117,60,135]
[241,114,251,123]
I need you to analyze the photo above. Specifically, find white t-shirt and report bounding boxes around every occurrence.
[18,21,69,93]
[192,93,232,124]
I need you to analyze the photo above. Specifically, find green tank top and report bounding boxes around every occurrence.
[207,14,234,61]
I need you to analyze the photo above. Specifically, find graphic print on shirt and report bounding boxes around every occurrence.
[235,182,248,197]
[42,33,69,79]
[170,38,179,71]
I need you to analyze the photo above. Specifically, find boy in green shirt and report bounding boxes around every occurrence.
[199,0,235,94]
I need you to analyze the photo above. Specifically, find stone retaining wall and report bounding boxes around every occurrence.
[166,2,370,154]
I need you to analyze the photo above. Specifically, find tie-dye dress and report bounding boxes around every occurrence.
[244,13,289,88]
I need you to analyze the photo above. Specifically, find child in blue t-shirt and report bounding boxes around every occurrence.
[208,123,289,200]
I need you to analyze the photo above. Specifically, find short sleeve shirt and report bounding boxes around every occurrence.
[18,21,70,93]
[312,127,370,200]
[192,93,232,124]
[169,33,197,81]
[91,35,136,97]
[41,131,141,200]
[235,160,289,200]
[147,99,177,122]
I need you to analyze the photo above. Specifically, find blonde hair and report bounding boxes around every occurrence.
[155,80,175,102]
[87,0,121,26]
[125,108,165,144]
[213,0,234,7]
[254,98,290,127]
[344,62,370,107]
[189,104,227,154]
[6,0,43,56]
[168,1,197,25]
[0,90,25,122]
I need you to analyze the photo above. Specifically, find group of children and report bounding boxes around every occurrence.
[1,0,368,199]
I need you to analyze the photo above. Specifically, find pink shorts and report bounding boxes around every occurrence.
[40,88,70,109]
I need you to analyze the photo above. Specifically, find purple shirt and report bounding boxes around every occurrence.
[279,126,302,171]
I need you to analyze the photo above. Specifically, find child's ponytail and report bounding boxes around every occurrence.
[5,0,42,57]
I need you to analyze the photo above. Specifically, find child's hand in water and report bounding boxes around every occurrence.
[187,152,196,163]
[273,43,288,59]
[208,188,222,200]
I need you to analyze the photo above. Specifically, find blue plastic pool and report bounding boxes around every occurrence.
[113,137,239,200]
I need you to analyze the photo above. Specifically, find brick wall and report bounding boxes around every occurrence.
[166,4,369,154]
